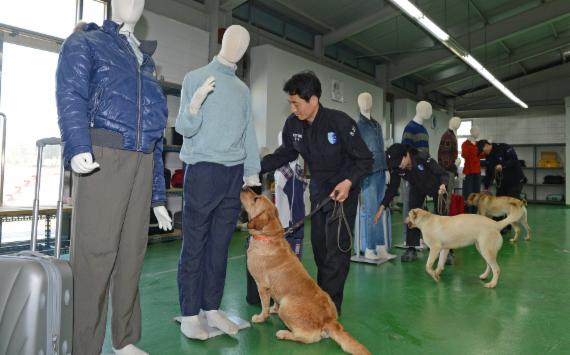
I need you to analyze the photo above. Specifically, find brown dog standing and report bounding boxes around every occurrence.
[240,189,370,355]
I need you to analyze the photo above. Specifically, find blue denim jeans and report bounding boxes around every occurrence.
[359,170,387,250]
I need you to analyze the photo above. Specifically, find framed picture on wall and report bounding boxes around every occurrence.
[331,79,344,103]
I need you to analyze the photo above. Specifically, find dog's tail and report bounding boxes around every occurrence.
[324,320,370,355]
[496,201,524,231]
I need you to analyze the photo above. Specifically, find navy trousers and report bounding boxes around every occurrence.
[178,162,243,316]
[463,174,481,213]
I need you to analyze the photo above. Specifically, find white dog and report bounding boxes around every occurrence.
[407,204,524,288]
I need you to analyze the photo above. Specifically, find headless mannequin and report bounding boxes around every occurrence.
[356,92,395,260]
[70,0,172,232]
[413,100,432,125]
[179,25,255,340]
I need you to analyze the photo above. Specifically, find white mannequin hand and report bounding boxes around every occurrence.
[243,175,261,187]
[71,153,100,174]
[188,76,215,115]
[385,170,390,184]
[153,206,172,231]
[455,158,461,167]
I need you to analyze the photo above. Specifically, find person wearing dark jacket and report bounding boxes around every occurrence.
[478,140,525,198]
[374,144,449,262]
[261,71,373,313]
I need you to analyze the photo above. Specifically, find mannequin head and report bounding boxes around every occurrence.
[111,0,145,33]
[415,101,432,122]
[357,92,373,118]
[219,25,250,64]
[470,126,480,139]
[449,116,461,131]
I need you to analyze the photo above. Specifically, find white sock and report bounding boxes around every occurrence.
[205,310,239,335]
[112,344,148,355]
[180,315,209,340]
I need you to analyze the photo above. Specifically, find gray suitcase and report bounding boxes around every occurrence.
[0,138,73,355]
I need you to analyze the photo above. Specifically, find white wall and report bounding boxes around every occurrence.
[136,10,209,85]
[469,106,566,145]
[250,44,384,151]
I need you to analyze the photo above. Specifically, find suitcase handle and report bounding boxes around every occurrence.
[36,137,61,147]
[31,138,66,259]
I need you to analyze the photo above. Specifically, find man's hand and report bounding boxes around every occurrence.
[374,205,385,224]
[439,184,447,195]
[330,179,352,202]
[495,164,503,172]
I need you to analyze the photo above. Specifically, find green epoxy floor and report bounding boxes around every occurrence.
[103,204,570,354]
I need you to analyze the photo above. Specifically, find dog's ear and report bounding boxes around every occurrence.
[410,209,418,220]
[248,210,269,231]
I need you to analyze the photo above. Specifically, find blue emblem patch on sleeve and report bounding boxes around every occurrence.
[328,132,337,144]
[417,164,425,171]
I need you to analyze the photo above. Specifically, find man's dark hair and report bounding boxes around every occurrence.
[283,71,322,102]
[477,139,491,154]
[386,143,417,171]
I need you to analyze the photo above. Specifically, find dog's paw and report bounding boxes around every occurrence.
[479,273,489,280]
[509,237,518,242]
[276,330,292,340]
[251,314,267,323]
[483,281,497,288]
[525,236,531,241]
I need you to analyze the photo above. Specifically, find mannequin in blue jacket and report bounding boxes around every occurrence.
[56,1,169,354]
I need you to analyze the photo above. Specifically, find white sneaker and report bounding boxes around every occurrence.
[364,248,380,260]
[180,315,209,340]
[376,245,397,260]
[205,310,239,335]
[112,344,148,355]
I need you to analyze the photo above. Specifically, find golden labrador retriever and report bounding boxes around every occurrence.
[407,206,523,288]
[466,193,531,242]
[240,189,370,355]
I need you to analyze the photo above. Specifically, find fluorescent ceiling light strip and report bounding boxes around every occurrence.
[390,0,528,108]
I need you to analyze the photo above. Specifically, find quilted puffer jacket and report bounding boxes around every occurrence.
[56,20,167,206]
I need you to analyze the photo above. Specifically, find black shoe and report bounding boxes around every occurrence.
[445,250,455,265]
[401,247,418,262]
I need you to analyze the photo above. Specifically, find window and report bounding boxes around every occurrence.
[0,0,77,38]
[457,120,473,167]
[80,0,107,26]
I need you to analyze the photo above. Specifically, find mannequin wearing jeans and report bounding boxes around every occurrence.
[355,92,395,260]
[176,25,261,340]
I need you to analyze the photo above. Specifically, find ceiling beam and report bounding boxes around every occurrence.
[388,0,570,81]
[322,0,433,46]
[455,61,570,108]
[424,31,570,92]
[468,0,488,24]
[219,0,247,11]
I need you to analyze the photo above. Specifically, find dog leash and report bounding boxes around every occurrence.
[329,200,353,253]
[437,191,448,216]
[283,196,332,237]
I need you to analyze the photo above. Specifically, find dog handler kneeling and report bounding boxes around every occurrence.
[374,144,449,263]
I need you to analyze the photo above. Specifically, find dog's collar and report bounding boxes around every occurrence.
[252,235,273,241]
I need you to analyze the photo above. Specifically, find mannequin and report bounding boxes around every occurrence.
[56,0,169,354]
[355,93,395,260]
[438,116,461,203]
[462,125,483,213]
[399,101,431,261]
[176,25,260,340]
